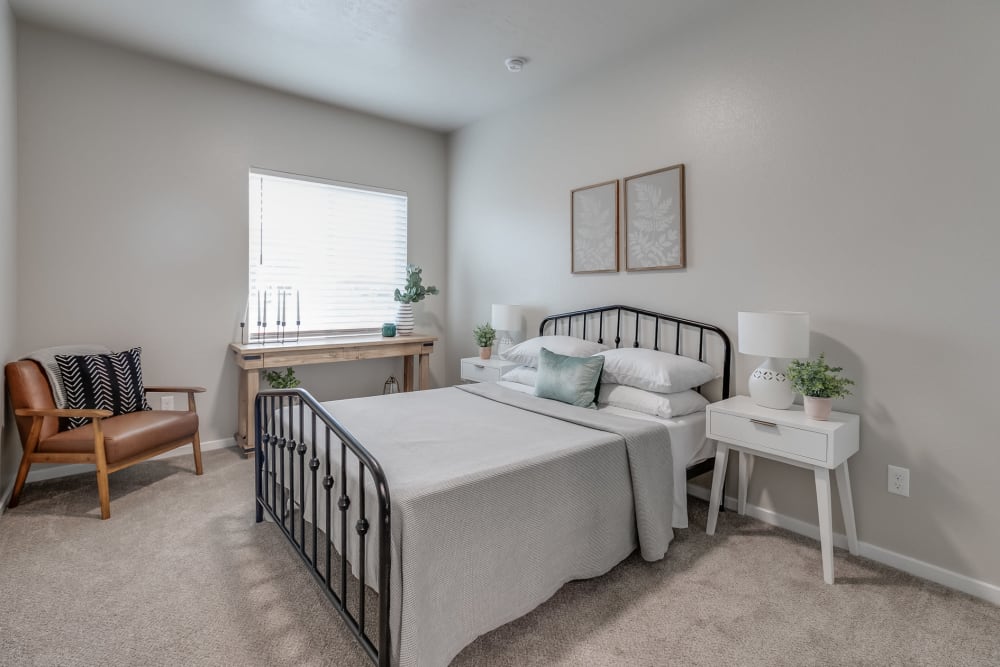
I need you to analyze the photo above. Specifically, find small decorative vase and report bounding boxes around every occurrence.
[381,322,397,337]
[803,396,833,420]
[395,302,414,336]
[479,346,492,360]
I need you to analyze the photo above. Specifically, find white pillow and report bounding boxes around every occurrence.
[595,347,717,393]
[500,365,537,386]
[499,335,609,369]
[597,384,709,419]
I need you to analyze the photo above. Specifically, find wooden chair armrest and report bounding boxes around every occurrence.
[15,408,113,419]
[144,386,206,394]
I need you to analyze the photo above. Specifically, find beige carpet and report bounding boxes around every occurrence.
[1,448,997,667]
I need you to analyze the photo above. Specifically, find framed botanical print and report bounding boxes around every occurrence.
[571,179,619,274]
[624,163,686,271]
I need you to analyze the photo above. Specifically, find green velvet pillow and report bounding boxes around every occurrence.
[534,347,605,409]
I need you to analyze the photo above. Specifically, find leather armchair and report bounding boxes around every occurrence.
[5,360,204,519]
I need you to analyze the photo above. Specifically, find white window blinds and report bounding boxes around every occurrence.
[249,168,407,337]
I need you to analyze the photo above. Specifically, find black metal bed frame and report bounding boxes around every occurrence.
[254,305,731,667]
[254,389,391,665]
[539,304,732,480]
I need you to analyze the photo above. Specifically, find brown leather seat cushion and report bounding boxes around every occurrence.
[38,410,199,464]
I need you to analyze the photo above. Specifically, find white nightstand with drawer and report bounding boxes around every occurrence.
[705,395,860,584]
[460,357,520,383]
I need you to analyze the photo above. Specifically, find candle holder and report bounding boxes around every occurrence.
[240,288,302,344]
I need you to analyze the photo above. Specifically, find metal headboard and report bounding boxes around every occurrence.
[539,304,732,400]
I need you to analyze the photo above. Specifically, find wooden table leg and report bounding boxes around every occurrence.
[706,443,730,535]
[815,467,835,584]
[237,369,259,457]
[418,352,430,390]
[835,461,859,555]
[403,355,414,392]
[236,367,248,447]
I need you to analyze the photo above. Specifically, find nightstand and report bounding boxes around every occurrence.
[705,395,860,584]
[459,357,520,383]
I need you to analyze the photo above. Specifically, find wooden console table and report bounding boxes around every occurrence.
[229,334,437,455]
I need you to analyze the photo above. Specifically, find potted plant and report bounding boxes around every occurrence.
[263,367,301,389]
[785,353,854,420]
[473,322,497,360]
[393,264,439,335]
[262,368,302,418]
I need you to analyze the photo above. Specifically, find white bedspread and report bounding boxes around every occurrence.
[270,383,674,667]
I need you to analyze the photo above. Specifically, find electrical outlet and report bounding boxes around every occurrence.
[160,395,175,411]
[888,465,909,497]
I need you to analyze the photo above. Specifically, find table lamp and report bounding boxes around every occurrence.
[491,304,522,355]
[737,311,810,409]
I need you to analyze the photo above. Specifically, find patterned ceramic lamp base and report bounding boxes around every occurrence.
[748,357,795,409]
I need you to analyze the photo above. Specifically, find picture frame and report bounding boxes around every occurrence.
[571,179,619,274]
[624,163,686,271]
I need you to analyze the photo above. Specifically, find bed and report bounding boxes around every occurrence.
[253,305,731,667]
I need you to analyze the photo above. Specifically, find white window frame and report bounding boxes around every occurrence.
[248,167,408,340]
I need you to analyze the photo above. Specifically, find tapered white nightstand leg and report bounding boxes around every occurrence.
[706,443,730,535]
[835,461,859,555]
[814,468,835,584]
[738,452,753,515]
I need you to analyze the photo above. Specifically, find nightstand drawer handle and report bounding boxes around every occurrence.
[474,364,485,369]
[750,418,778,428]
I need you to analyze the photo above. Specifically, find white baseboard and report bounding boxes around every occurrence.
[23,437,234,483]
[687,483,1000,606]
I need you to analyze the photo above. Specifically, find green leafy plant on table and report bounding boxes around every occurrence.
[474,322,497,359]
[474,322,497,348]
[786,354,854,398]
[393,264,440,304]
[786,353,854,420]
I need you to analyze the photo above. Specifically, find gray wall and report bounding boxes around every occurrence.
[14,25,448,457]
[0,3,17,503]
[448,1,1000,587]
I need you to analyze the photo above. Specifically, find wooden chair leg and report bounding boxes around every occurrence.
[187,391,203,475]
[92,418,111,520]
[95,465,111,520]
[9,416,43,509]
[192,431,203,476]
[8,453,33,508]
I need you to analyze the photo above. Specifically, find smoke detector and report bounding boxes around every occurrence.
[505,57,527,73]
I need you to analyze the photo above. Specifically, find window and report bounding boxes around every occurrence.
[249,168,407,338]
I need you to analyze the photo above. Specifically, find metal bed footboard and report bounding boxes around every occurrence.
[254,388,391,667]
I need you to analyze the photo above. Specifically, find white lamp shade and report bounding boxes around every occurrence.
[491,304,522,332]
[738,311,810,359]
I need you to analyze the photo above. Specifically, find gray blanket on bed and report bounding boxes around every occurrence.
[304,382,674,667]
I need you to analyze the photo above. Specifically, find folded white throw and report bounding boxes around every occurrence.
[22,344,112,409]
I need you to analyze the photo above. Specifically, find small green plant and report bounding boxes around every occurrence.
[473,322,497,348]
[393,264,440,304]
[263,367,301,389]
[786,354,854,399]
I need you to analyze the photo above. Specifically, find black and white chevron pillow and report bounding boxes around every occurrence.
[54,347,152,430]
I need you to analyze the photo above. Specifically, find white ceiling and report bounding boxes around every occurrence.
[10,0,725,131]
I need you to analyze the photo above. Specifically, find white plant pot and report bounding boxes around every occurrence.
[395,302,415,336]
[803,396,833,420]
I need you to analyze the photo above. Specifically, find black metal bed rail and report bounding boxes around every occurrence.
[254,388,391,667]
[539,304,732,401]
